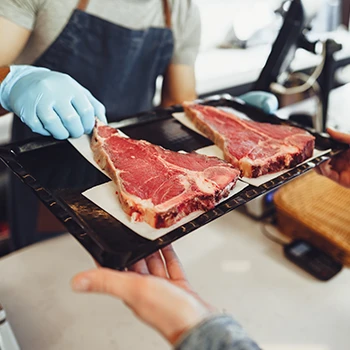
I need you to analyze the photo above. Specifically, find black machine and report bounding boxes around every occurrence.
[254,0,350,132]
[254,0,308,92]
[284,240,343,281]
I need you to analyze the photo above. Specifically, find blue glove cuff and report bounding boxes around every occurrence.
[0,65,50,111]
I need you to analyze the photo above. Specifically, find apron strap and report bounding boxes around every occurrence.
[76,0,171,28]
[77,0,89,11]
[162,0,172,29]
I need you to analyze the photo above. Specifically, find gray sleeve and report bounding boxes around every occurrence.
[171,0,201,66]
[0,0,44,30]
[174,315,261,350]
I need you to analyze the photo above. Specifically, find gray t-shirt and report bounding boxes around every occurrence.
[0,0,201,66]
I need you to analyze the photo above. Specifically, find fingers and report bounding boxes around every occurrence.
[37,95,89,139]
[54,103,84,138]
[327,128,350,144]
[316,154,350,188]
[314,166,321,175]
[145,251,167,278]
[129,259,149,275]
[317,160,331,177]
[161,245,187,280]
[36,103,70,140]
[72,268,140,304]
[84,88,107,124]
[36,86,104,139]
[126,247,184,279]
[20,112,51,136]
[339,171,350,188]
[72,94,95,133]
[126,246,186,280]
[317,160,340,183]
[40,91,102,138]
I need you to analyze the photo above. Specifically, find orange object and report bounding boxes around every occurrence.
[274,171,350,266]
[0,222,9,240]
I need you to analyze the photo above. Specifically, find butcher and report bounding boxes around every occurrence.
[0,0,277,250]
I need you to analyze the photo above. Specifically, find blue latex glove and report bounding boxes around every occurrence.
[239,91,278,114]
[0,65,107,139]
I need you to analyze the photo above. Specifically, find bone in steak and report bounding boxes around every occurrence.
[183,103,315,177]
[91,120,240,228]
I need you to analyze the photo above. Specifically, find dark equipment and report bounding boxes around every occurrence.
[254,0,308,92]
[254,0,350,132]
[284,240,343,281]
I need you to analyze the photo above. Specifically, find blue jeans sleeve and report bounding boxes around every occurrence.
[174,314,261,350]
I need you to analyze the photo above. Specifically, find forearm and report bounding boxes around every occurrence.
[0,67,10,83]
[161,64,197,107]
[174,315,261,350]
[0,65,50,113]
[0,66,11,115]
[0,65,18,113]
[0,15,32,112]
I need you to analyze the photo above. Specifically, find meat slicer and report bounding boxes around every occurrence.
[244,0,345,219]
[254,0,349,133]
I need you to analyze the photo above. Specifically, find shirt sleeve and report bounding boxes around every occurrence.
[174,315,261,350]
[171,0,201,66]
[0,0,43,30]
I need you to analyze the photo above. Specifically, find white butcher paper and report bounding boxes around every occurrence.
[68,127,248,240]
[83,180,248,241]
[173,111,332,187]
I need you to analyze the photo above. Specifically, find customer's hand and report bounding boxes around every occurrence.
[0,65,107,139]
[316,128,350,188]
[71,245,214,344]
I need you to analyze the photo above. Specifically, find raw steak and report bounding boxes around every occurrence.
[91,120,240,228]
[183,103,315,178]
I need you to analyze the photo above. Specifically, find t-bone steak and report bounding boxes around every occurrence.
[91,120,240,228]
[183,102,315,177]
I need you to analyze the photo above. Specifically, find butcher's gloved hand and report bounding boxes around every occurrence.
[239,91,278,114]
[0,65,107,140]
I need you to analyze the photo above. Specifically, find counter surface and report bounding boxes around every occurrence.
[1,210,349,350]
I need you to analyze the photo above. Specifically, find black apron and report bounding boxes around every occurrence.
[9,0,174,249]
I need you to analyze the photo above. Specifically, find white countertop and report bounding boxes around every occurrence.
[0,210,349,350]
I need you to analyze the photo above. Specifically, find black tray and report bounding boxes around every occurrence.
[0,96,347,270]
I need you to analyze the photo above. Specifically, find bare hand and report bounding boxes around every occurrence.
[316,128,350,188]
[71,245,214,344]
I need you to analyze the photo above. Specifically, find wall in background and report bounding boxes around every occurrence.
[311,0,342,32]
[194,0,284,51]
[195,0,348,52]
